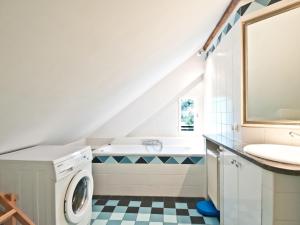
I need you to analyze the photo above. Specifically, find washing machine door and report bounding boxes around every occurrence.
[65,170,94,224]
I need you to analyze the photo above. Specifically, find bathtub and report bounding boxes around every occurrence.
[92,143,206,197]
[93,144,203,156]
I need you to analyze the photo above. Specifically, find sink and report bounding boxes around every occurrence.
[243,144,300,165]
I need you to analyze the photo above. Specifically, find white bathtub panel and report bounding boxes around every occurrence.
[93,164,204,175]
[93,174,204,186]
[93,184,205,197]
[93,164,206,197]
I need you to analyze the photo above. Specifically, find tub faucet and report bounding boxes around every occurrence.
[289,131,300,137]
[142,139,163,152]
[142,139,162,146]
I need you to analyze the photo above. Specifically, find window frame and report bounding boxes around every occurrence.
[178,97,197,133]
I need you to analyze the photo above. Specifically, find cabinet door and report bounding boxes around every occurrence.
[238,157,262,225]
[222,149,238,225]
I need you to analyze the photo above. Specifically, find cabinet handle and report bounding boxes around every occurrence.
[219,146,224,151]
[235,161,242,168]
[231,159,236,164]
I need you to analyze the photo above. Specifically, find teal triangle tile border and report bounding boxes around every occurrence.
[99,156,109,162]
[166,157,179,164]
[149,157,163,164]
[190,157,201,164]
[233,12,241,25]
[205,0,284,60]
[105,156,117,163]
[182,157,194,164]
[172,157,186,164]
[92,155,204,164]
[190,157,204,165]
[120,156,132,164]
[267,0,282,6]
[113,156,124,163]
[256,0,272,6]
[143,156,155,163]
[136,157,148,164]
[244,1,264,15]
[127,156,140,163]
[92,156,102,163]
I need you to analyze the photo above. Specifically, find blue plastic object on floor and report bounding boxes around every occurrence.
[196,200,220,217]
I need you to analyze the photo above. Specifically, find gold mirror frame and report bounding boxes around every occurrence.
[241,0,300,127]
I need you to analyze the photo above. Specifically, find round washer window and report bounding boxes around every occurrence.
[72,176,89,214]
[65,170,93,224]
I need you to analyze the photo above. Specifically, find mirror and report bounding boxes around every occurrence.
[242,1,300,125]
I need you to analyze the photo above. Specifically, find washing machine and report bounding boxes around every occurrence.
[0,145,94,225]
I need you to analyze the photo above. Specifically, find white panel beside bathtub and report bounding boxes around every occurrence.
[93,164,206,197]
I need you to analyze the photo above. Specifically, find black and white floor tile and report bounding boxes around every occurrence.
[91,196,219,225]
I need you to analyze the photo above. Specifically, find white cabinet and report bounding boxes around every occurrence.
[238,156,262,225]
[222,149,238,225]
[221,147,262,225]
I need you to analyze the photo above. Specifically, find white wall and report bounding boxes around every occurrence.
[204,0,300,147]
[0,0,231,153]
[90,54,205,138]
[129,101,179,137]
[129,81,204,137]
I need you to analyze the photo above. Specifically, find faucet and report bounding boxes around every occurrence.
[289,131,300,137]
[142,139,163,152]
[142,139,163,146]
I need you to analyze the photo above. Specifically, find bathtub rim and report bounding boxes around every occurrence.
[92,144,205,157]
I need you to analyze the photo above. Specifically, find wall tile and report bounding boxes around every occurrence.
[241,127,265,144]
[275,221,300,225]
[264,128,293,145]
[289,128,300,146]
[275,174,300,193]
[262,186,274,225]
[274,193,300,221]
[262,169,274,191]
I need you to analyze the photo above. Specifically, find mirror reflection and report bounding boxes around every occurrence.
[244,4,300,124]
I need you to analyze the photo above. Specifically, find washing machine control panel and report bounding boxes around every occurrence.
[54,148,92,180]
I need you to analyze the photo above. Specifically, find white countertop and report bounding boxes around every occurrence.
[0,145,90,162]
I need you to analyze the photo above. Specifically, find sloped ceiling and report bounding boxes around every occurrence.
[91,54,204,138]
[0,0,230,153]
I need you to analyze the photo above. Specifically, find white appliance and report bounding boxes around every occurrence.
[0,145,93,225]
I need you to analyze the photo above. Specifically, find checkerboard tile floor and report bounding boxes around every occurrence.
[91,196,219,225]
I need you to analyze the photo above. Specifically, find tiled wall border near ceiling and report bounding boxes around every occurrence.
[92,155,204,164]
[205,0,283,60]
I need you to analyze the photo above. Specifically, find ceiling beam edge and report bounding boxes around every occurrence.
[202,0,242,51]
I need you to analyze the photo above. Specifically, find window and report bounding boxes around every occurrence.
[180,98,195,132]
